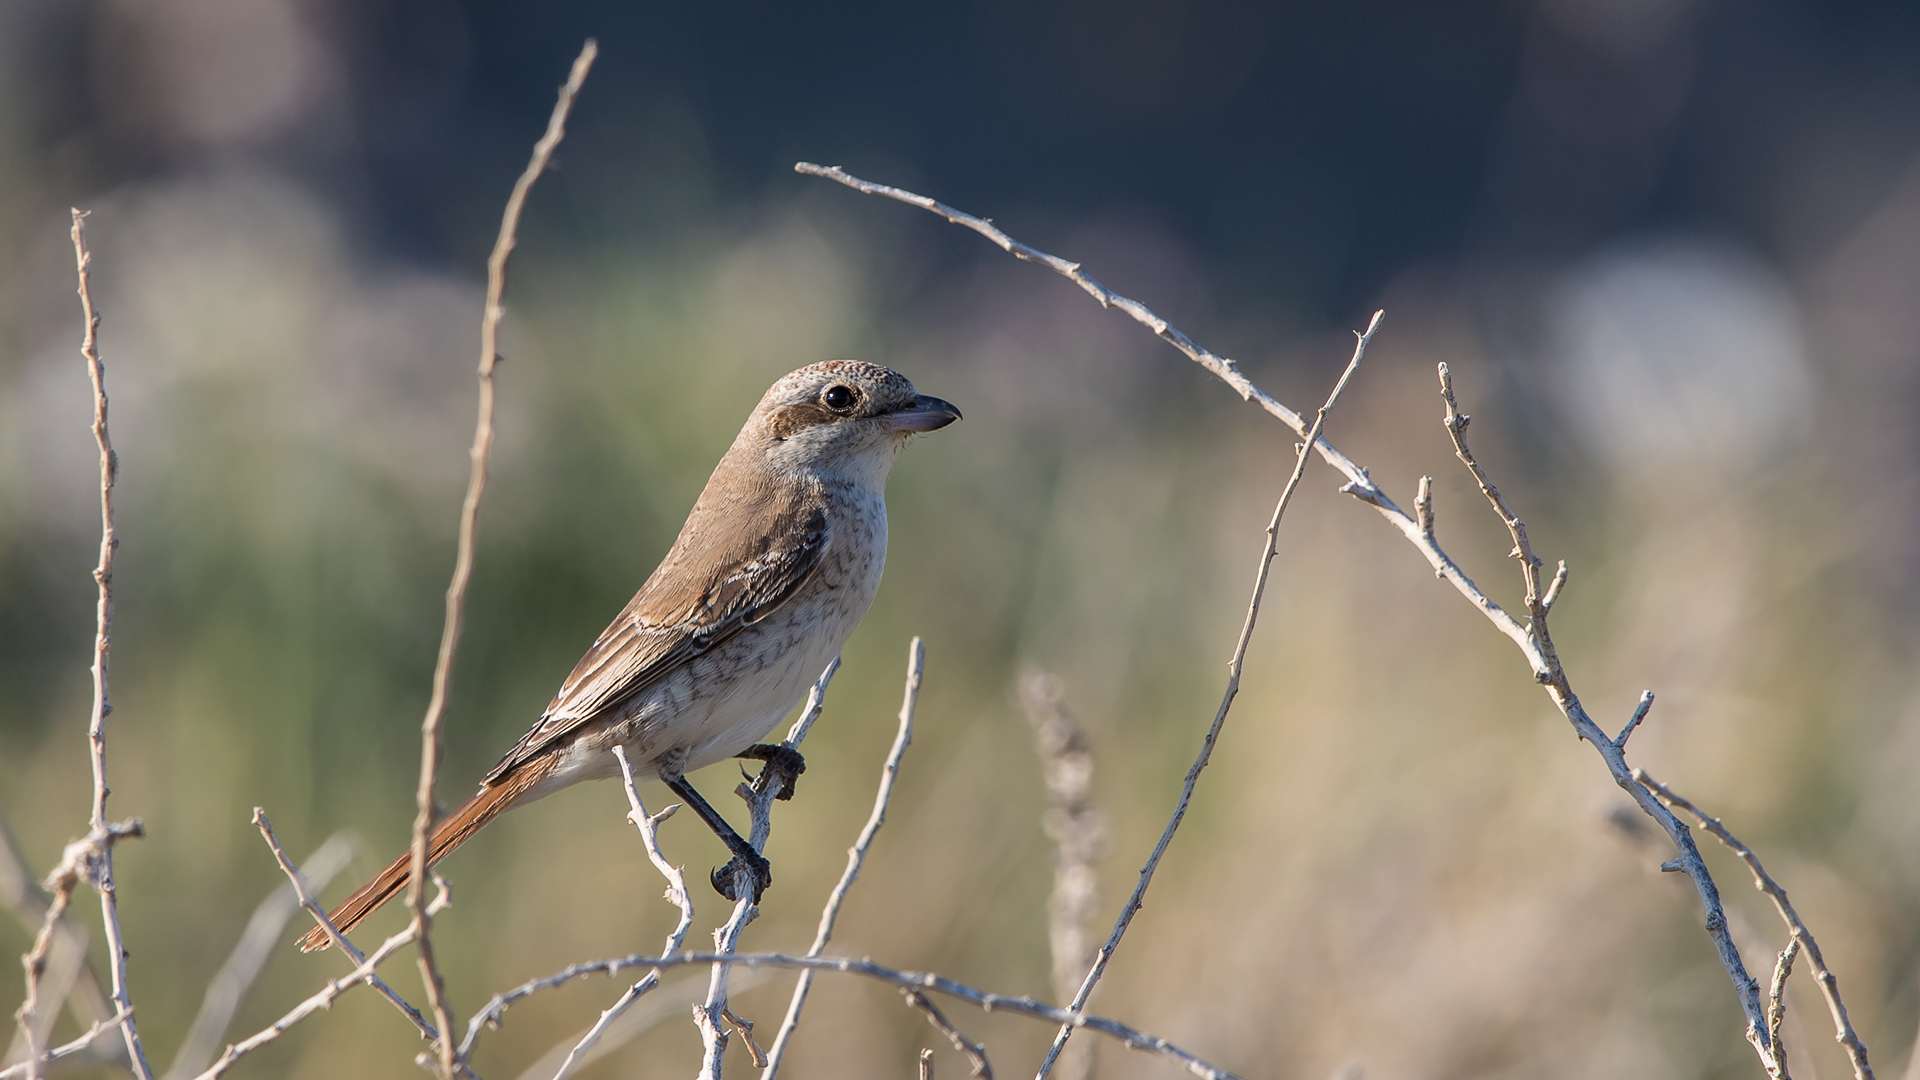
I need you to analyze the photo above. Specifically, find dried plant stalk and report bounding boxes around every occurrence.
[406,40,597,1078]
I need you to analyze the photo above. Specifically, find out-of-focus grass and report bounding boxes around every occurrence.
[3,161,1918,1080]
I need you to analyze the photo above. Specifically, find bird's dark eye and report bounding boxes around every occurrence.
[822,384,856,411]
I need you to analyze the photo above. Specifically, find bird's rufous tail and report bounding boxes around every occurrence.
[297,762,549,952]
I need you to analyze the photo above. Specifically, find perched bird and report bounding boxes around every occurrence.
[300,360,959,951]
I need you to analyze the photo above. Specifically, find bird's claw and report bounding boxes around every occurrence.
[711,850,772,903]
[737,744,806,800]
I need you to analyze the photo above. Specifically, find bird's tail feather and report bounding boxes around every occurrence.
[296,762,548,953]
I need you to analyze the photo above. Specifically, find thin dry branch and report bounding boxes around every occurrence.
[407,40,597,1078]
[1035,311,1379,1077]
[761,642,923,1080]
[507,974,745,1080]
[187,881,448,1080]
[1637,770,1875,1080]
[921,1048,935,1080]
[2,822,119,1074]
[1768,939,1802,1080]
[540,746,697,1080]
[163,830,357,1080]
[1615,691,1655,749]
[699,653,855,1079]
[793,163,1821,1076]
[0,1010,130,1080]
[1431,359,1789,1067]
[251,812,442,1047]
[13,863,77,1080]
[903,990,993,1079]
[898,991,990,1068]
[474,950,1239,1080]
[12,210,157,1080]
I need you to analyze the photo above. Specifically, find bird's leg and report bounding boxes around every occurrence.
[660,770,772,902]
[736,743,806,800]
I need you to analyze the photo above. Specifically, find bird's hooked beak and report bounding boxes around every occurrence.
[886,394,963,433]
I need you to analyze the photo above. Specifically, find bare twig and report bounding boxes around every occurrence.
[1637,770,1876,1080]
[1541,559,1569,614]
[189,882,449,1080]
[2,822,120,1073]
[794,163,1818,1078]
[506,973,759,1080]
[698,654,850,1078]
[407,40,597,1077]
[541,745,696,1080]
[13,210,158,1080]
[13,865,77,1080]
[163,829,358,1080]
[1615,691,1655,749]
[1432,362,1778,1066]
[761,643,922,1079]
[1035,312,1379,1077]
[0,1010,131,1080]
[1768,939,1801,1080]
[250,812,443,1047]
[903,990,993,1079]
[724,1008,768,1068]
[466,950,1240,1080]
[921,1048,935,1080]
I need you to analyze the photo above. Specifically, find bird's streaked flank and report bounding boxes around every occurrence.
[300,360,959,951]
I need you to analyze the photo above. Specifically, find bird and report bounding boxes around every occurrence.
[299,360,959,952]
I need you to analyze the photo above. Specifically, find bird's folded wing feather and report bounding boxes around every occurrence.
[481,500,830,784]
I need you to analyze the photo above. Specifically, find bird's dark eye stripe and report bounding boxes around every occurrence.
[822,384,856,411]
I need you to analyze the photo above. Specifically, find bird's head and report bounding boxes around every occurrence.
[745,360,960,486]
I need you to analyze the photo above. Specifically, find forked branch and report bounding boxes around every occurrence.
[794,163,1869,1078]
[1638,770,1875,1080]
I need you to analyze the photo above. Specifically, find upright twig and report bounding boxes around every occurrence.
[1637,770,1876,1080]
[12,210,158,1080]
[1767,939,1801,1080]
[543,746,697,1080]
[1034,312,1379,1077]
[762,641,924,1079]
[795,164,1834,1077]
[698,654,854,1079]
[163,829,358,1080]
[406,40,596,1078]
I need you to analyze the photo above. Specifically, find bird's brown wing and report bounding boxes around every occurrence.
[481,500,830,785]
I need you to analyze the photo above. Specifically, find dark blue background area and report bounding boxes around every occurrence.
[16,0,1920,322]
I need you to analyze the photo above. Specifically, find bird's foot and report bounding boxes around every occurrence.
[710,848,772,903]
[737,743,806,800]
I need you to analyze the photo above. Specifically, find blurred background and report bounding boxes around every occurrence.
[3,1,1919,1078]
